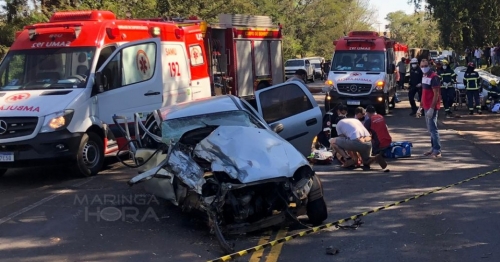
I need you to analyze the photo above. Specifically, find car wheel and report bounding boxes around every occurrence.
[390,95,396,108]
[0,169,7,178]
[311,73,315,83]
[307,197,328,226]
[307,175,328,226]
[71,132,104,177]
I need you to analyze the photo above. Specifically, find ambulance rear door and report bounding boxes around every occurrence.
[94,38,163,124]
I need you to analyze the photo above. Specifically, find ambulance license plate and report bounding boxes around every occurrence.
[347,100,360,106]
[0,152,14,162]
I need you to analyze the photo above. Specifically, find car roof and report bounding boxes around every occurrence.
[159,95,240,120]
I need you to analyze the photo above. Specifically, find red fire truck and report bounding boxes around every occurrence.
[177,14,284,97]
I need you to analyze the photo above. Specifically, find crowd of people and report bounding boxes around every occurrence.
[464,46,500,67]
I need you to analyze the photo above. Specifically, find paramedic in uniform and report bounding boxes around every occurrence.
[463,62,483,115]
[408,58,423,116]
[316,104,347,148]
[329,117,388,169]
[437,59,457,117]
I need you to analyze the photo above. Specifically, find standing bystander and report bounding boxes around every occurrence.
[420,59,442,158]
[397,57,406,89]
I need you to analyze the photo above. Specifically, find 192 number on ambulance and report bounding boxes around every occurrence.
[168,62,181,77]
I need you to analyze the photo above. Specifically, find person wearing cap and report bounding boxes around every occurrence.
[437,59,457,117]
[329,116,388,169]
[408,58,424,116]
[463,62,482,115]
[363,105,392,155]
[286,69,307,85]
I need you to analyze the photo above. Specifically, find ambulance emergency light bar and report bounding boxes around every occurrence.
[24,23,83,41]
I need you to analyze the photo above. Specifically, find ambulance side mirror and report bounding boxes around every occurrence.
[93,71,108,93]
[387,63,395,74]
[94,72,102,90]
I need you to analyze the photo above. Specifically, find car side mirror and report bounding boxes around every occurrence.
[270,122,284,134]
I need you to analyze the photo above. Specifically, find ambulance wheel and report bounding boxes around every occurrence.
[72,132,104,177]
[390,95,396,108]
[378,98,390,116]
[0,169,6,177]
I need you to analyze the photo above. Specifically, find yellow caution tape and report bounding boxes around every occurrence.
[207,167,500,262]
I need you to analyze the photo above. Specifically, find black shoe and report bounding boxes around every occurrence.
[469,111,474,115]
[478,110,482,115]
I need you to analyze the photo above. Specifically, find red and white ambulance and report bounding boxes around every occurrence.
[0,10,283,177]
[324,31,405,115]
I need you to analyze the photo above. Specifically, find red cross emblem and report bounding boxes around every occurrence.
[139,56,148,73]
[5,93,30,103]
[136,50,150,76]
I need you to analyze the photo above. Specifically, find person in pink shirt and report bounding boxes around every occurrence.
[420,59,442,158]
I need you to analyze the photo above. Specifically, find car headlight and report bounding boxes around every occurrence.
[40,109,74,133]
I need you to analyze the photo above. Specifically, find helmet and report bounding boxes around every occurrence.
[442,59,449,65]
[468,62,475,67]
[410,58,418,63]
[490,80,497,86]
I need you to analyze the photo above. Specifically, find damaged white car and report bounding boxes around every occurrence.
[114,81,326,253]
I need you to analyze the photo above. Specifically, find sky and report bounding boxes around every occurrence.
[369,0,416,31]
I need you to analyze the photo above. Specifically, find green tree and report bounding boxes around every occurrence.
[385,10,440,49]
[410,0,500,51]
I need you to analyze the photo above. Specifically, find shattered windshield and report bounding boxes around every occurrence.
[161,110,266,143]
[332,51,385,72]
[0,47,95,91]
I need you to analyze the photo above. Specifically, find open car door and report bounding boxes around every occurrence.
[94,38,163,125]
[254,81,322,156]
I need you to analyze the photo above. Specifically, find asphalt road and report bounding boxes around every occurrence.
[1,82,500,262]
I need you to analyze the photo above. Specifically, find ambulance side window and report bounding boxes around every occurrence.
[99,43,157,91]
[121,43,156,86]
[101,51,122,91]
[99,46,121,91]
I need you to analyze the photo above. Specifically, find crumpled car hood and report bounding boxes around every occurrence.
[193,126,309,183]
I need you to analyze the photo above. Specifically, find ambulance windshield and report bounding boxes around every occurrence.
[0,47,95,91]
[332,51,385,72]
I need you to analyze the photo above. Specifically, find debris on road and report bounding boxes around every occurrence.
[326,246,340,255]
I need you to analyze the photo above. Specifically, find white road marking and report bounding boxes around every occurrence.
[0,178,94,225]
